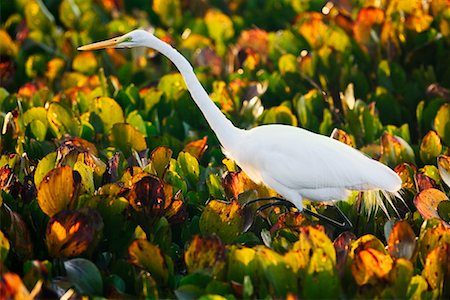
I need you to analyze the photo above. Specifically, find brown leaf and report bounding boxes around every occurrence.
[183,137,208,161]
[414,172,439,192]
[46,208,103,258]
[334,231,356,274]
[387,220,417,260]
[128,175,165,225]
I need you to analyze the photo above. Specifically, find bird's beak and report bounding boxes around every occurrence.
[77,37,120,51]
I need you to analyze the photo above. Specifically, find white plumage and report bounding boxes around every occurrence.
[78,29,403,215]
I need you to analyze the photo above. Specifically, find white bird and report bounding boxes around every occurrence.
[78,29,403,225]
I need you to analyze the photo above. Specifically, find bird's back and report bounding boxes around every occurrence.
[228,124,401,203]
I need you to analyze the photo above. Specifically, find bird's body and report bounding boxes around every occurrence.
[78,29,402,213]
[224,124,401,210]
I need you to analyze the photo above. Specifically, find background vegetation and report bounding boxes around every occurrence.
[1,0,450,298]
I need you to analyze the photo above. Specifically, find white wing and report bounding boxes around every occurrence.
[231,124,401,202]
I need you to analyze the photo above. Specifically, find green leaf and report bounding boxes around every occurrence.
[0,231,10,262]
[128,239,169,285]
[150,146,173,179]
[199,200,244,243]
[73,161,95,194]
[34,151,57,187]
[64,258,103,296]
[205,9,234,55]
[420,130,442,164]
[437,201,450,222]
[47,102,80,138]
[177,151,200,187]
[263,105,298,126]
[152,0,182,27]
[434,103,450,146]
[109,123,147,158]
[278,53,298,74]
[90,96,125,134]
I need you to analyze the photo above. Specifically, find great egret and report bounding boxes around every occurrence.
[78,29,403,225]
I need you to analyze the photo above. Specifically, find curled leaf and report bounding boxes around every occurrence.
[414,188,449,220]
[438,155,450,188]
[387,220,417,260]
[183,137,208,161]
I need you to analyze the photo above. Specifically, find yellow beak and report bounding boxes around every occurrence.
[77,37,120,51]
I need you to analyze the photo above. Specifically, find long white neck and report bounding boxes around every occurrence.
[144,34,242,149]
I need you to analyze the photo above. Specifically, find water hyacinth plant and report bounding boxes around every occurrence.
[1,0,450,298]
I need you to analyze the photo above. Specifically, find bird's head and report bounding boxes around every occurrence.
[78,29,155,51]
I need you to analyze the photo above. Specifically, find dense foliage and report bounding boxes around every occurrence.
[1,0,450,298]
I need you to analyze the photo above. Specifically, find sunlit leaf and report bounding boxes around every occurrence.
[414,171,439,192]
[414,188,449,220]
[199,200,244,243]
[183,137,208,161]
[420,130,442,164]
[90,96,125,134]
[128,239,169,285]
[47,102,80,138]
[205,9,234,55]
[434,103,450,146]
[73,52,98,75]
[293,226,336,264]
[46,208,103,258]
[352,248,393,285]
[381,132,415,167]
[423,243,450,294]
[0,30,18,57]
[350,234,387,258]
[278,54,298,75]
[331,128,355,147]
[407,275,429,299]
[152,0,182,27]
[0,231,10,262]
[0,272,31,299]
[418,221,450,264]
[37,166,81,217]
[263,105,298,126]
[386,258,414,299]
[353,7,384,46]
[184,235,225,276]
[109,123,147,158]
[438,155,450,187]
